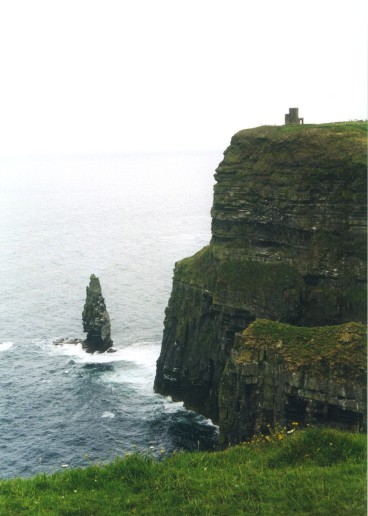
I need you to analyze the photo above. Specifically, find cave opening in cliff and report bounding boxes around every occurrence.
[327,405,365,431]
[285,395,307,425]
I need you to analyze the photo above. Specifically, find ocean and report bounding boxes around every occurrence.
[0,151,222,479]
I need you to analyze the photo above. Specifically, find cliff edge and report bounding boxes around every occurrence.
[219,319,366,445]
[154,122,367,440]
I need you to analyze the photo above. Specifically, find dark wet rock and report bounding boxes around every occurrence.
[68,338,82,344]
[82,274,113,353]
[53,337,83,346]
[53,338,66,345]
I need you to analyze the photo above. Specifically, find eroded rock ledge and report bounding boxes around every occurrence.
[219,320,366,446]
[154,122,367,438]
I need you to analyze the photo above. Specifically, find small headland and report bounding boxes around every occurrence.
[154,120,367,442]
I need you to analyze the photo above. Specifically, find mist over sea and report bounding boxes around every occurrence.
[0,151,221,479]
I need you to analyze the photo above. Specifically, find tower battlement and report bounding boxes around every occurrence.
[285,107,304,125]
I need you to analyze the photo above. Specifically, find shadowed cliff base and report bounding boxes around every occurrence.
[154,122,367,441]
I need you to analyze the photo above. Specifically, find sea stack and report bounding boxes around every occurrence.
[82,274,113,353]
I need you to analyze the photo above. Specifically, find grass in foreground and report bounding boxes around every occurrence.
[0,428,366,515]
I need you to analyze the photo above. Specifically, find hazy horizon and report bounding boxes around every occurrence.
[0,0,366,157]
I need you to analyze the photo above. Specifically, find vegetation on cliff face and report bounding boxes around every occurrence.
[176,245,304,320]
[223,123,366,192]
[175,121,367,325]
[212,123,366,286]
[218,319,367,444]
[1,428,366,515]
[234,319,367,382]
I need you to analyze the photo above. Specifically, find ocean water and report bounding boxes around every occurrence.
[0,151,222,479]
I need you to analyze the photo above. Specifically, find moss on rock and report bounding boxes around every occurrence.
[219,320,367,445]
[235,319,366,383]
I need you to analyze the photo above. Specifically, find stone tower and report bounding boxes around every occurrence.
[285,107,304,125]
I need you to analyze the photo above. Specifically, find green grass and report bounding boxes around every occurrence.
[175,245,303,307]
[222,121,367,173]
[0,428,366,515]
[231,120,367,141]
[235,319,366,381]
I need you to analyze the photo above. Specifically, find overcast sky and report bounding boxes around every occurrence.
[0,0,366,156]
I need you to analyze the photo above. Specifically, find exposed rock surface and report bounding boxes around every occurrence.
[211,123,366,325]
[219,320,366,446]
[82,274,113,353]
[154,122,367,435]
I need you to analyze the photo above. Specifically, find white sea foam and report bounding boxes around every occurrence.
[0,342,13,352]
[163,398,185,414]
[201,417,219,429]
[40,338,160,396]
[47,340,126,364]
[101,411,115,418]
[107,367,149,382]
[47,339,160,369]
[118,341,160,370]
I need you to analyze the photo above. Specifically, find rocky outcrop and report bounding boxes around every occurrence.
[219,320,367,446]
[154,122,367,434]
[82,274,113,353]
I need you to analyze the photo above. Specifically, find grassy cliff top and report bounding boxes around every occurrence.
[235,319,367,382]
[0,428,365,514]
[219,121,367,172]
[233,121,367,138]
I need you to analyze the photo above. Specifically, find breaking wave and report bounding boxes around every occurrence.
[0,342,13,352]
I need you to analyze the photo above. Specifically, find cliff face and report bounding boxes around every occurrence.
[154,122,367,430]
[219,320,366,445]
[211,124,366,324]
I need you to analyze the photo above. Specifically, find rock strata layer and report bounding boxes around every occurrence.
[154,122,367,436]
[219,320,366,445]
[82,274,113,353]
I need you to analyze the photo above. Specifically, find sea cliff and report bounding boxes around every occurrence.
[219,319,366,445]
[154,122,367,442]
